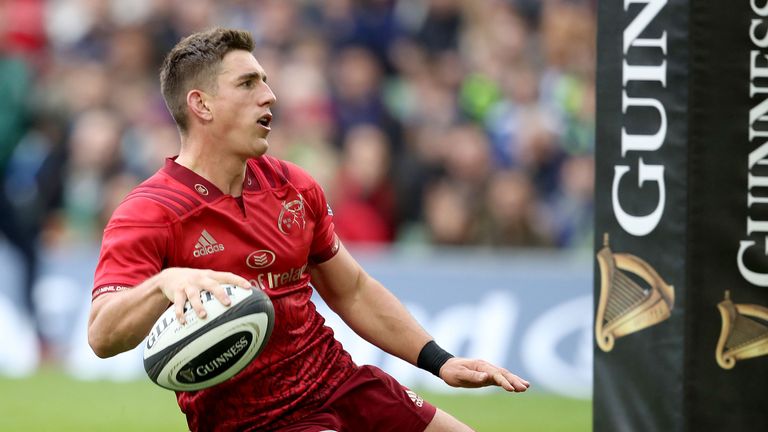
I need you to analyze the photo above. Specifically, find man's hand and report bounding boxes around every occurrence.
[157,268,252,324]
[439,358,530,393]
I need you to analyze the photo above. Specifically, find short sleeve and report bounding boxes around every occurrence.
[307,182,340,264]
[92,223,170,300]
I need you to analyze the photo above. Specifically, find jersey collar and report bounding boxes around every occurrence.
[162,157,258,202]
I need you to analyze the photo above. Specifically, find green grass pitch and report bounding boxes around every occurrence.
[0,368,591,431]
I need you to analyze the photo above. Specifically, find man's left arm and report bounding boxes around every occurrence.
[310,243,530,393]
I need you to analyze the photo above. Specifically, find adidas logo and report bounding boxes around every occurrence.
[405,389,424,407]
[193,230,225,257]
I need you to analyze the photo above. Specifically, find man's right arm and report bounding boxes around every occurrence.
[88,271,173,358]
[88,268,252,358]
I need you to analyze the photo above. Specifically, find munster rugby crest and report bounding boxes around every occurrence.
[278,194,306,235]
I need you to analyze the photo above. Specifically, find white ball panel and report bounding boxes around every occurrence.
[144,286,254,357]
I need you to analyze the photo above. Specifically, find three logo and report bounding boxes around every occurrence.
[247,250,276,269]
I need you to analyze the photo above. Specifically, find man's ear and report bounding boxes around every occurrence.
[187,90,213,122]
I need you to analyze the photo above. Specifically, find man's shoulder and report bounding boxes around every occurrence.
[108,171,205,226]
[249,155,318,189]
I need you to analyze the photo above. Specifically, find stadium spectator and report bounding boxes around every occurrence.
[57,109,124,243]
[87,27,529,431]
[330,44,402,150]
[0,48,39,319]
[331,124,398,244]
[422,178,478,245]
[0,0,50,322]
[442,123,493,192]
[478,169,554,247]
[549,155,595,248]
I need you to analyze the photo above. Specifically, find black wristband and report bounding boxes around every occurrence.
[417,340,454,377]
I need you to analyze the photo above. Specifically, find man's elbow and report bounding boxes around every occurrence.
[88,326,119,358]
[87,296,123,358]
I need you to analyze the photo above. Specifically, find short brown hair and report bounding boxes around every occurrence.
[159,27,254,132]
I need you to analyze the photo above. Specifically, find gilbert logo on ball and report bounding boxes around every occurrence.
[143,285,274,391]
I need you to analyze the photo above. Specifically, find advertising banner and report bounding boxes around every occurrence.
[594,0,688,430]
[597,0,768,429]
[0,245,593,399]
[687,0,768,429]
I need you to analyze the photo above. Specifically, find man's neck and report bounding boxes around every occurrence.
[176,137,247,197]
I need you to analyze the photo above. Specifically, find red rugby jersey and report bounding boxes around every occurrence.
[93,156,357,431]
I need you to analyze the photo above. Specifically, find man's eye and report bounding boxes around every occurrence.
[241,80,253,88]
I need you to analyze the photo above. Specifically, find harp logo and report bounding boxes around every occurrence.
[715,291,768,370]
[595,233,675,352]
[179,368,195,383]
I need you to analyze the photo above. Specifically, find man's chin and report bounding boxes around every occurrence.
[250,140,269,157]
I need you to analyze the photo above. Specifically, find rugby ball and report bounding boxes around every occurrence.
[143,285,274,391]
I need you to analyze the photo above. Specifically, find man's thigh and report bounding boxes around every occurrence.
[274,411,341,432]
[277,408,473,432]
[278,365,449,431]
[330,365,438,431]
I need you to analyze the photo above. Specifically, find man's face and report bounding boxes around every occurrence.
[206,49,276,158]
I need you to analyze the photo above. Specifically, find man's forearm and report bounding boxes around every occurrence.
[88,273,169,358]
[329,276,433,365]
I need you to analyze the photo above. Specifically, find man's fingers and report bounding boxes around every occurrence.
[185,286,206,319]
[214,271,252,290]
[209,283,232,306]
[203,273,250,306]
[207,270,251,289]
[449,361,531,392]
[490,371,525,392]
[491,371,515,391]
[173,290,187,324]
[160,269,254,326]
[499,369,530,392]
[441,358,531,392]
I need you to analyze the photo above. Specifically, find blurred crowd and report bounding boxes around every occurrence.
[0,0,595,261]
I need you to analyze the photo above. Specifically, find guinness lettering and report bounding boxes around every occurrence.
[177,332,254,384]
[740,0,768,287]
[195,336,250,377]
[612,0,668,236]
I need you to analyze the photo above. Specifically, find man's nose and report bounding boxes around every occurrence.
[261,85,277,106]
